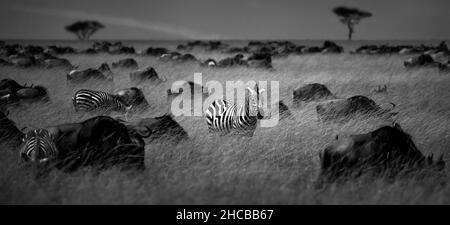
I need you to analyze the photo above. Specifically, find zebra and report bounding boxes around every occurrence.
[205,85,265,137]
[20,129,58,164]
[72,89,132,114]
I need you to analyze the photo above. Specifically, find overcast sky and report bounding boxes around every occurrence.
[0,0,449,40]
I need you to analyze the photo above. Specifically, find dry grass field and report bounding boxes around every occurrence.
[0,40,449,204]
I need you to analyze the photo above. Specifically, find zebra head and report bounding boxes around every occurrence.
[246,84,265,119]
[20,129,58,164]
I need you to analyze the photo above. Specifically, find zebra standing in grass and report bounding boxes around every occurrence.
[72,89,132,113]
[205,84,265,137]
[20,129,58,164]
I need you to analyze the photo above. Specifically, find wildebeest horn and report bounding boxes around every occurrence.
[388,102,396,110]
[39,158,50,163]
[393,122,400,128]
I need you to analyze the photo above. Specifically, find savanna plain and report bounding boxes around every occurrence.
[1,40,449,204]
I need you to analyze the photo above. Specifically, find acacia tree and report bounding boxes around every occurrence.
[65,21,104,40]
[333,6,372,40]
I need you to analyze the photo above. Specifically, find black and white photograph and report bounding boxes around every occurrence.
[0,0,449,211]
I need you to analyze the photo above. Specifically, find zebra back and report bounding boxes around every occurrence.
[72,89,130,112]
[20,129,58,163]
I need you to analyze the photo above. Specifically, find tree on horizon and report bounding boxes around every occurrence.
[65,21,104,40]
[333,6,372,41]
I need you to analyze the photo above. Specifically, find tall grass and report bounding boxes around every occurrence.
[0,41,449,204]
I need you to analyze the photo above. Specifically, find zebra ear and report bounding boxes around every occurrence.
[258,88,265,94]
[246,87,255,94]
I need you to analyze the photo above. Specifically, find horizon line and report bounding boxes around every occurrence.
[1,38,449,42]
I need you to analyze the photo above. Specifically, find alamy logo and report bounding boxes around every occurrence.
[169,73,280,127]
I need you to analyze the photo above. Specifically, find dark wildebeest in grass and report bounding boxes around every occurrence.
[321,41,344,53]
[67,65,114,84]
[0,78,23,93]
[159,52,182,61]
[114,87,150,112]
[247,52,272,69]
[217,54,247,67]
[98,63,114,78]
[293,83,336,107]
[439,61,450,72]
[0,79,49,104]
[146,47,170,57]
[315,95,397,122]
[0,110,24,147]
[9,54,36,67]
[42,58,73,69]
[404,54,438,68]
[13,85,49,103]
[44,45,76,55]
[0,58,12,66]
[112,58,138,69]
[317,123,445,185]
[277,100,292,119]
[130,66,166,84]
[21,116,146,171]
[263,100,292,121]
[166,81,208,104]
[122,114,188,144]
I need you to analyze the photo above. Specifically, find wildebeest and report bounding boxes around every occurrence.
[247,53,272,69]
[404,54,438,68]
[293,83,335,106]
[316,95,397,121]
[178,40,229,51]
[277,100,292,119]
[85,41,135,54]
[0,78,23,93]
[114,87,149,111]
[439,61,450,72]
[9,54,36,67]
[166,81,208,103]
[98,63,114,78]
[130,66,166,84]
[123,114,188,144]
[67,65,114,84]
[0,79,49,104]
[0,58,12,66]
[159,52,182,61]
[217,54,247,67]
[263,100,292,120]
[146,47,170,57]
[43,58,73,69]
[44,45,76,55]
[24,116,146,171]
[0,110,24,147]
[112,58,138,69]
[14,85,49,103]
[179,53,197,62]
[317,123,445,184]
[321,41,343,53]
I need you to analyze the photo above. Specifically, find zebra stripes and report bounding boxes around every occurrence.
[20,129,58,163]
[72,89,131,113]
[205,86,265,136]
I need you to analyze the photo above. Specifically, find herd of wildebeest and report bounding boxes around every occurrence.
[0,39,448,185]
